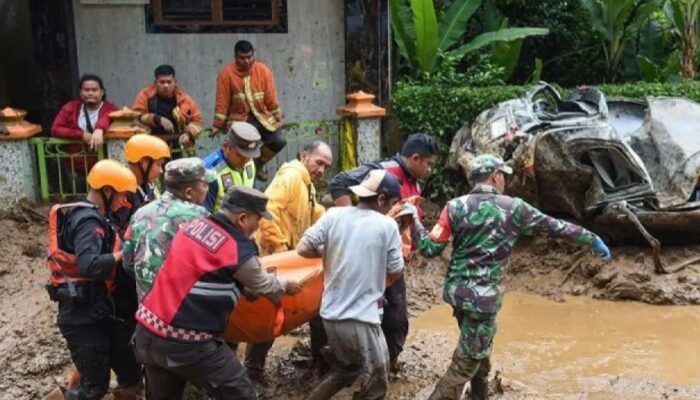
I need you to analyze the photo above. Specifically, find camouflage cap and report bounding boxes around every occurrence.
[469,154,513,178]
[164,157,217,184]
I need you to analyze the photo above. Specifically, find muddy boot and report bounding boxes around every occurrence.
[427,350,482,400]
[112,381,145,400]
[245,341,273,387]
[306,371,353,400]
[467,378,488,400]
[389,355,400,374]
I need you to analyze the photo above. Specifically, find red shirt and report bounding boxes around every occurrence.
[51,99,118,139]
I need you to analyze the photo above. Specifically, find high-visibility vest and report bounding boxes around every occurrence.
[213,160,256,212]
[47,202,119,292]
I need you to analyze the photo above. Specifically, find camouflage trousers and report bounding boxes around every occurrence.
[427,308,496,400]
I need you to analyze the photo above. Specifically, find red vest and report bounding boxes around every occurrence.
[47,202,118,292]
[138,215,257,339]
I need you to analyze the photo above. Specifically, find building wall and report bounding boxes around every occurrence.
[71,0,345,126]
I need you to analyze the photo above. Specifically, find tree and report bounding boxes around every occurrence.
[390,0,549,75]
[580,0,662,82]
[665,0,700,79]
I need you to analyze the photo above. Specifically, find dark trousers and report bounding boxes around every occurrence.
[246,115,286,166]
[381,275,409,361]
[59,321,142,400]
[245,317,327,377]
[133,324,257,400]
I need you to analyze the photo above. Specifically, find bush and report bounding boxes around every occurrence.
[391,81,700,199]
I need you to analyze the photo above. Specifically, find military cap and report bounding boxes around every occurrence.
[164,157,217,183]
[469,154,513,178]
[227,121,262,159]
[349,169,402,199]
[221,186,272,219]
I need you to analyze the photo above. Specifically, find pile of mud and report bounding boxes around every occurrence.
[2,205,700,399]
[0,215,71,400]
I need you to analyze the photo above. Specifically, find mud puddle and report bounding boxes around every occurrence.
[412,292,700,399]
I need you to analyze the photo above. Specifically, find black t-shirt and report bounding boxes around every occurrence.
[149,95,177,135]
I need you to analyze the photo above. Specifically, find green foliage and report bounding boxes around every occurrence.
[664,0,700,79]
[580,0,664,82]
[389,0,548,75]
[405,53,506,87]
[391,81,700,199]
[486,0,606,85]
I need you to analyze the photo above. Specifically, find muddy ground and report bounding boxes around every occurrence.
[1,207,700,400]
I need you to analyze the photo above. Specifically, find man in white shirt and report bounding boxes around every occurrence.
[297,169,405,400]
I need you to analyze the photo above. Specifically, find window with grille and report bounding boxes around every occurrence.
[147,0,287,33]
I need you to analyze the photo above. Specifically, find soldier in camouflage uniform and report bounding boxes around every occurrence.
[410,154,611,400]
[123,157,217,300]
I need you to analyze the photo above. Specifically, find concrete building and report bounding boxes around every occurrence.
[1,0,390,131]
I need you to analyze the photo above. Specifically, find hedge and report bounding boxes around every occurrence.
[390,81,700,198]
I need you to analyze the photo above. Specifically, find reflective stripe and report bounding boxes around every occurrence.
[243,76,277,132]
[189,287,239,303]
[194,281,237,289]
[213,161,256,212]
[214,113,227,121]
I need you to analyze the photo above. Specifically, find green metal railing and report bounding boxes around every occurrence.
[32,119,345,201]
[30,137,106,201]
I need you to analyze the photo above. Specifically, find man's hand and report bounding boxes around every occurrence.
[89,129,104,150]
[273,245,289,254]
[113,250,123,263]
[178,133,192,146]
[159,117,175,133]
[82,131,92,144]
[592,237,611,263]
[285,280,302,295]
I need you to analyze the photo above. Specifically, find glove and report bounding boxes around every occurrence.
[592,237,611,263]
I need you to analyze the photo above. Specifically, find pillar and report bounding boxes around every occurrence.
[0,107,42,209]
[337,91,386,164]
[105,107,150,163]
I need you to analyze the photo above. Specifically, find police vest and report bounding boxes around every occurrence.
[213,160,256,212]
[137,215,257,339]
[47,202,119,292]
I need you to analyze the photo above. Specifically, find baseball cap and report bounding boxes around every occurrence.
[349,169,402,199]
[469,154,513,178]
[227,121,262,159]
[164,158,217,184]
[221,186,273,219]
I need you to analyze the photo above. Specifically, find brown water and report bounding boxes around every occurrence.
[411,292,700,398]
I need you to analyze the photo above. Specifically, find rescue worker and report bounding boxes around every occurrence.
[203,121,262,213]
[46,159,143,400]
[328,132,438,371]
[132,187,302,400]
[247,140,333,383]
[411,154,612,400]
[123,157,216,301]
[133,64,203,153]
[297,170,405,400]
[111,133,171,232]
[213,40,284,181]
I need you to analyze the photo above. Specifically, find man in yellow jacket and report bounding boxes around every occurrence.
[248,140,333,383]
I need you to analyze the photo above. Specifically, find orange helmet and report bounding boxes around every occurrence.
[124,134,171,163]
[87,159,138,193]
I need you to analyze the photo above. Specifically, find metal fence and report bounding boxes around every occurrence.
[31,119,344,202]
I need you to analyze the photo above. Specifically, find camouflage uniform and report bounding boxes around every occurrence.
[417,154,599,400]
[123,158,216,300]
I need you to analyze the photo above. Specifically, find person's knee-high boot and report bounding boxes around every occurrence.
[427,350,483,400]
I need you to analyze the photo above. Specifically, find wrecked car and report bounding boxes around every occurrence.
[448,82,700,272]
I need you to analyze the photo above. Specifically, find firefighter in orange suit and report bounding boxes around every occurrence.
[213,40,285,181]
[133,64,203,153]
[46,159,143,400]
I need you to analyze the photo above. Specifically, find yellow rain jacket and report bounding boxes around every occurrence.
[257,160,325,255]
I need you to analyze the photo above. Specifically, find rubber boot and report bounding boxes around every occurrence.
[427,350,482,400]
[245,341,273,386]
[467,357,490,400]
[306,371,354,400]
